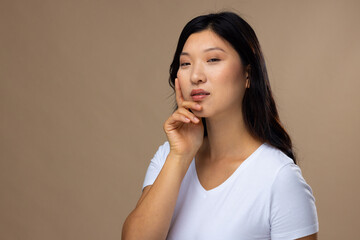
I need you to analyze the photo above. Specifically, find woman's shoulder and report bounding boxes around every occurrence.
[150,140,170,165]
[251,143,300,182]
[259,143,314,195]
[258,143,295,166]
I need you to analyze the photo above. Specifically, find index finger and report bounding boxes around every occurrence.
[175,78,185,107]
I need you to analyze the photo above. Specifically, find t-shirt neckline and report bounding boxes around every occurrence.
[192,142,267,194]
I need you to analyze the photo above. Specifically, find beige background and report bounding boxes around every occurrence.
[1,0,359,239]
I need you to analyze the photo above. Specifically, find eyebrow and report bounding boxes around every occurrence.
[180,47,225,56]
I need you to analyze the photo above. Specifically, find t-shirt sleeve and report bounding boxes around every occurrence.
[270,163,319,240]
[142,141,170,191]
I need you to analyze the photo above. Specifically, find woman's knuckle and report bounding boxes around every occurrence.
[181,101,188,107]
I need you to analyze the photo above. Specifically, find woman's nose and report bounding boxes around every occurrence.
[190,63,206,85]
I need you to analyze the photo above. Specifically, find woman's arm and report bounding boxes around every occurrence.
[122,152,192,240]
[122,78,204,240]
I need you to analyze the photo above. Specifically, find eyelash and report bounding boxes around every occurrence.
[208,58,220,62]
[180,58,220,66]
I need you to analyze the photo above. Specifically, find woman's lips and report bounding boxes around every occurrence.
[190,89,210,101]
[191,94,209,101]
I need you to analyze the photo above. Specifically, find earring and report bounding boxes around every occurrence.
[245,78,250,88]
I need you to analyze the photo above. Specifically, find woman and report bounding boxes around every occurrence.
[122,11,319,240]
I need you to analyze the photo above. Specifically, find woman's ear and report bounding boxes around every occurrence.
[245,64,251,78]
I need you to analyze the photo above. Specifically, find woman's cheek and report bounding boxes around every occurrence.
[176,73,189,101]
[206,68,223,82]
[177,68,187,79]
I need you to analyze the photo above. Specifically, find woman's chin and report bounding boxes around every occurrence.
[193,111,208,118]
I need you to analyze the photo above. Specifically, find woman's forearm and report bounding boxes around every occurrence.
[122,152,193,240]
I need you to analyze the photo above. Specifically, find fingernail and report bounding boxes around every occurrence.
[196,104,201,108]
[193,117,199,122]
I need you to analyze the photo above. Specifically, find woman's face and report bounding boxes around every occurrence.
[177,29,248,119]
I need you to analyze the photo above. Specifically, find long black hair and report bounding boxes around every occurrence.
[168,11,297,164]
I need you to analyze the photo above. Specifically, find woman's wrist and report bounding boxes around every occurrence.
[167,151,194,170]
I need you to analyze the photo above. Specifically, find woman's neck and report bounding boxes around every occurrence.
[201,111,263,162]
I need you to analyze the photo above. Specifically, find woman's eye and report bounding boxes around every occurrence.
[180,62,190,66]
[208,58,220,62]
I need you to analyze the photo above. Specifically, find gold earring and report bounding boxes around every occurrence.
[246,78,250,88]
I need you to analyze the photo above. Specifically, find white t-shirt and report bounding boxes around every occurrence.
[143,141,319,240]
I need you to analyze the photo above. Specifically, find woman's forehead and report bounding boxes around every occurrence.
[182,30,233,53]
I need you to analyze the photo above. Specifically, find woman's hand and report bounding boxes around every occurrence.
[163,78,204,160]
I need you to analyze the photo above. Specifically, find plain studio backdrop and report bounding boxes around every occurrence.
[1,0,359,239]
